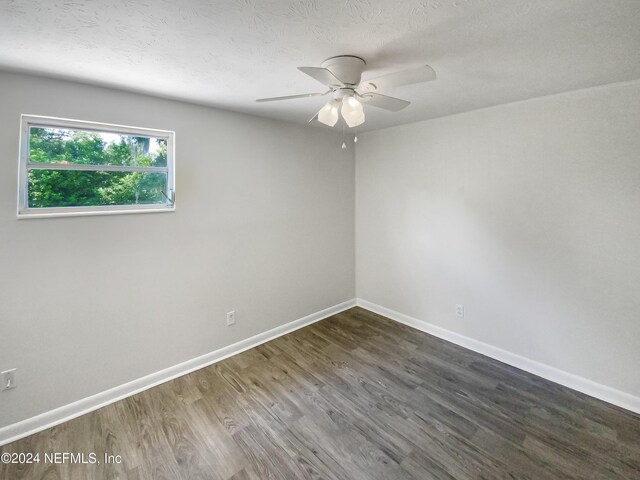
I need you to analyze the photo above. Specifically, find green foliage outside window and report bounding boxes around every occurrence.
[27,127,168,208]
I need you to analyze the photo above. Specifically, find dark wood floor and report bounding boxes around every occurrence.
[2,307,639,479]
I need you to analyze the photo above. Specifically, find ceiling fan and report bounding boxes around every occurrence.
[256,55,436,128]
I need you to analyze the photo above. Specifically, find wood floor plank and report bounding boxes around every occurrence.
[2,307,639,479]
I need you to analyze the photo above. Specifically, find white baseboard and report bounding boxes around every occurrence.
[0,299,356,446]
[356,298,640,415]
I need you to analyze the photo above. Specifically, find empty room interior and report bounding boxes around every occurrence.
[1,1,640,479]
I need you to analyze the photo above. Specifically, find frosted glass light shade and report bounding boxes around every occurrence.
[318,100,340,126]
[341,96,365,127]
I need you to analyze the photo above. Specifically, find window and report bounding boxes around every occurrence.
[18,115,175,218]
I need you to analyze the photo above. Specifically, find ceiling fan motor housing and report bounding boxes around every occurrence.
[321,55,366,87]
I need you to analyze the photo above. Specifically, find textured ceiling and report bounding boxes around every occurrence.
[1,0,639,131]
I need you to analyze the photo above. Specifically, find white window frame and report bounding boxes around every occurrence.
[17,114,175,219]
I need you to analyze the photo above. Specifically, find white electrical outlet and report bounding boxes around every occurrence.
[456,304,465,318]
[226,311,236,326]
[2,369,16,391]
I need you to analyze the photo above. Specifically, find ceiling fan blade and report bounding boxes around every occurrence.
[298,66,345,87]
[359,93,410,112]
[360,65,436,92]
[256,91,329,102]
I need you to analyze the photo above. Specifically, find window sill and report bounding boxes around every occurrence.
[17,205,176,219]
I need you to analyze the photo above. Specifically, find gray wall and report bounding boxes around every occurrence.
[356,80,640,397]
[0,72,355,427]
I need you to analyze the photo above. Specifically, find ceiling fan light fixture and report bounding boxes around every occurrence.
[341,95,365,128]
[256,56,435,131]
[317,99,340,126]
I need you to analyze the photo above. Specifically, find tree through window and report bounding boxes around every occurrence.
[18,115,175,218]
